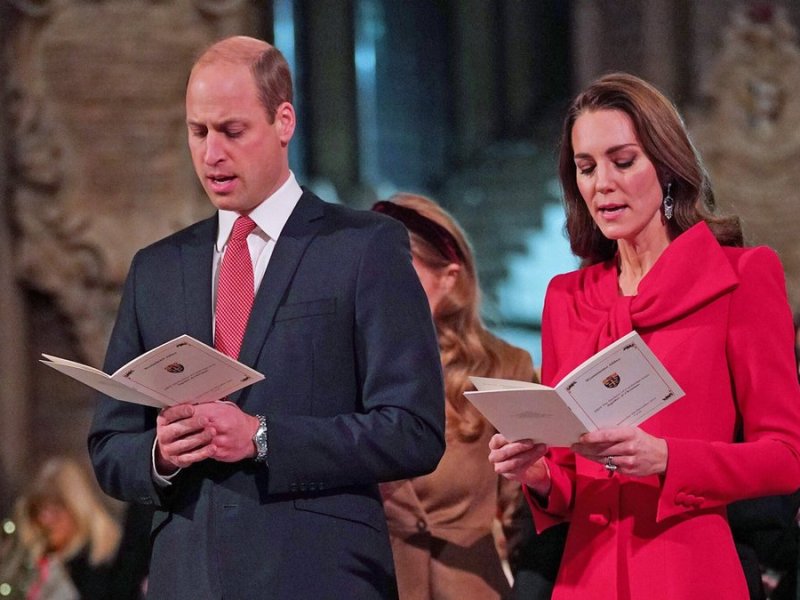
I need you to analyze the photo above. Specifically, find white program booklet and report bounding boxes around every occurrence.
[464,330,684,447]
[41,335,264,408]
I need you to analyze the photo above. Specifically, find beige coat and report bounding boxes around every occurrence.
[381,337,535,600]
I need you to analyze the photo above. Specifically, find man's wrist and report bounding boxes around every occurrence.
[252,414,268,463]
[152,439,180,485]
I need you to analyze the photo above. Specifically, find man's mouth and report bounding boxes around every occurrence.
[207,174,237,193]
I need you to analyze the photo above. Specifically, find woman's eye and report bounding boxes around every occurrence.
[615,158,634,169]
[577,164,595,175]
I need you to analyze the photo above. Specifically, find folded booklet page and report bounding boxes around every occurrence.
[464,330,684,447]
[41,335,264,408]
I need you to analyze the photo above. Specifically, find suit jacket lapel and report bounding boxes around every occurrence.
[181,216,216,346]
[238,191,326,367]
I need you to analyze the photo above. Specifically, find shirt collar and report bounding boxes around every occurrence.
[216,172,303,250]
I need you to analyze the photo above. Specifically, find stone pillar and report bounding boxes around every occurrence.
[498,1,535,137]
[0,5,29,516]
[1,0,259,493]
[571,0,692,101]
[449,0,499,163]
[300,0,360,197]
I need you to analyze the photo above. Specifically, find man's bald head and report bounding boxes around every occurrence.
[191,36,293,122]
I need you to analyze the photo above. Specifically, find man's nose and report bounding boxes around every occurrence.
[204,132,226,165]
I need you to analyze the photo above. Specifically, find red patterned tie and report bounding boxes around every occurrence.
[215,216,257,359]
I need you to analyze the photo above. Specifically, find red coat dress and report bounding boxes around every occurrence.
[528,222,800,599]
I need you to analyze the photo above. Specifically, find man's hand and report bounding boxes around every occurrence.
[155,401,260,474]
[191,401,260,463]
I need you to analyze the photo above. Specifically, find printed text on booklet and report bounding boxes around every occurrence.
[464,331,684,447]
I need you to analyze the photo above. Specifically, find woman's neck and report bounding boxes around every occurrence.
[616,235,670,296]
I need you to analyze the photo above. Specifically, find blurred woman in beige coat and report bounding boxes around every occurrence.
[373,194,536,599]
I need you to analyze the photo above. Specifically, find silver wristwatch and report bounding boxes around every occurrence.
[252,414,268,463]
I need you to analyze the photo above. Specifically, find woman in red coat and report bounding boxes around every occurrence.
[488,72,800,599]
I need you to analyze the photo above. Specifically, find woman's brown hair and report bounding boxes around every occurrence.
[558,72,742,264]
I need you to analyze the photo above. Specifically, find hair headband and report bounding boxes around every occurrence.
[371,201,465,265]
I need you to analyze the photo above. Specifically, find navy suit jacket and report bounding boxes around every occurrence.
[88,191,445,599]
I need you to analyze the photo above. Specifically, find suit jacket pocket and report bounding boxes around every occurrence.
[274,298,336,322]
[294,490,385,533]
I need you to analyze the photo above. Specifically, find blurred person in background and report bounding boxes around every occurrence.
[5,456,121,600]
[373,194,546,599]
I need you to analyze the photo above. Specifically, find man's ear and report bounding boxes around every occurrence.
[275,101,296,145]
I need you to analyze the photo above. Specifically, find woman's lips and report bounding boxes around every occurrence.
[598,204,626,218]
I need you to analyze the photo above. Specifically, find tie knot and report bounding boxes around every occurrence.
[230,216,257,242]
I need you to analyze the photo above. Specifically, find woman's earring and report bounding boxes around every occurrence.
[663,183,674,221]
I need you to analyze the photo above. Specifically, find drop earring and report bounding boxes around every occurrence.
[663,183,674,221]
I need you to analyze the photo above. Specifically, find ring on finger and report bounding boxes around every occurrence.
[604,456,618,472]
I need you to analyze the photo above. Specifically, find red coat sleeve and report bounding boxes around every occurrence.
[658,246,800,521]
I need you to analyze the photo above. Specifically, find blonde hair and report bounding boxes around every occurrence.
[389,193,515,441]
[15,457,120,565]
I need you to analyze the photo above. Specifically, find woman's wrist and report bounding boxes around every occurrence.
[526,458,552,501]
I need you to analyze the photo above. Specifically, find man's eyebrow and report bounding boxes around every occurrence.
[186,118,248,128]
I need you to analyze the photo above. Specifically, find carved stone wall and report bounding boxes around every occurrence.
[1,0,259,514]
[7,0,257,366]
[690,3,800,307]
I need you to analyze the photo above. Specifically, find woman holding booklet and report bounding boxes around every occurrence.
[488,73,800,599]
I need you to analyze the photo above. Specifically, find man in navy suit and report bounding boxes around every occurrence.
[88,36,445,599]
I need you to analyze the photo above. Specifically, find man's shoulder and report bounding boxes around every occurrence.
[300,190,405,236]
[134,215,216,257]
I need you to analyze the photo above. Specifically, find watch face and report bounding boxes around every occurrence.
[253,416,268,462]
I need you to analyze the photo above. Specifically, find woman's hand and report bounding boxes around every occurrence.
[489,434,551,497]
[571,426,668,477]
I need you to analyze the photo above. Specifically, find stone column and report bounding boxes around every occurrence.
[300,0,360,197]
[449,0,499,163]
[498,1,535,137]
[1,0,259,497]
[0,5,29,516]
